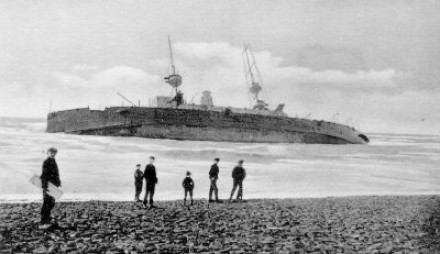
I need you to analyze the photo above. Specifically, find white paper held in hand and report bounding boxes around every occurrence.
[30,175,63,200]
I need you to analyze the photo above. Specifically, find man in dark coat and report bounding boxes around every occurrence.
[40,147,61,226]
[143,156,158,208]
[182,171,195,205]
[229,160,246,202]
[209,158,221,203]
[134,164,143,202]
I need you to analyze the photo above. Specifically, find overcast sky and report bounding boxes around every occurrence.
[1,0,439,134]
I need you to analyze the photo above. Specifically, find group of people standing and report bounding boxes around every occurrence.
[133,157,247,208]
[38,147,247,228]
[134,156,158,207]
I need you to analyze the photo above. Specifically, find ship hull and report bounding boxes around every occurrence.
[46,107,369,144]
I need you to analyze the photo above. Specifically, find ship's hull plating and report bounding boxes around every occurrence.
[46,107,369,144]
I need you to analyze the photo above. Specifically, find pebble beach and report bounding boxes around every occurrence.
[1,195,439,253]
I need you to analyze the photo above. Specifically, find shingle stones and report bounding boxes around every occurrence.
[0,196,439,253]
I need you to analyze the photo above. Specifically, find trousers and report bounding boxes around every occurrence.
[134,182,143,201]
[143,182,155,205]
[209,178,219,200]
[41,191,55,223]
[230,179,243,200]
[184,188,193,203]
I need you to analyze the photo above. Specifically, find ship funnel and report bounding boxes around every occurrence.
[201,91,214,108]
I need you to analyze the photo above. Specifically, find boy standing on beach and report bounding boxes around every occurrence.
[40,147,61,227]
[143,156,158,208]
[209,158,222,203]
[182,171,195,205]
[134,164,143,202]
[229,160,246,202]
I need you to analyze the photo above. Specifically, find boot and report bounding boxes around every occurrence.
[142,200,148,209]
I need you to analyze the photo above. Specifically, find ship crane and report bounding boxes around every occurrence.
[242,44,269,110]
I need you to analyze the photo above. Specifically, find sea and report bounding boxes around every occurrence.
[0,117,439,203]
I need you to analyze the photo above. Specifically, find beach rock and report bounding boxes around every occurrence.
[1,197,440,253]
[32,246,47,254]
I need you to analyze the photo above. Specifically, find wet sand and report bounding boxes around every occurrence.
[0,196,439,253]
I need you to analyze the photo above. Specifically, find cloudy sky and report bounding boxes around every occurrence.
[1,0,439,134]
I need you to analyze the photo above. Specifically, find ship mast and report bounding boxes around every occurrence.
[164,36,183,97]
[164,36,183,108]
[242,44,269,110]
[168,35,176,77]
